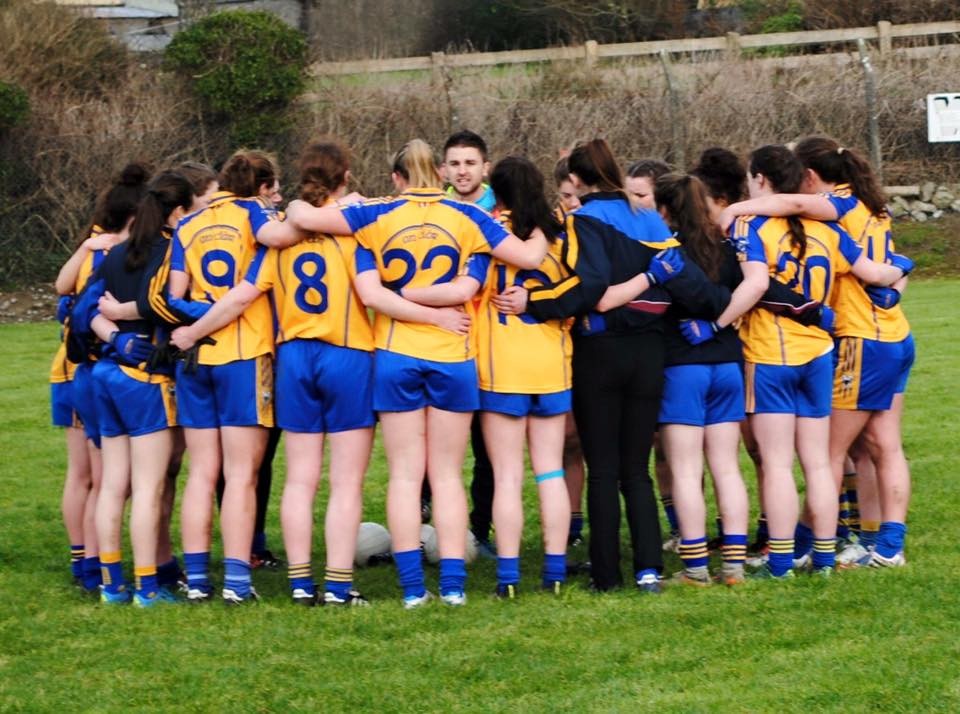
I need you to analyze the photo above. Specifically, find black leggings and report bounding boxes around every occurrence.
[572,333,664,590]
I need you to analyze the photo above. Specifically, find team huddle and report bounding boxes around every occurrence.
[49,129,915,608]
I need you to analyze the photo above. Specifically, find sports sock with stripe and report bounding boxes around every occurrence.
[134,565,158,599]
[288,562,314,596]
[721,534,748,566]
[679,537,709,569]
[183,551,211,593]
[768,538,794,576]
[70,545,84,580]
[325,566,353,600]
[223,558,252,598]
[812,538,836,570]
[100,551,126,595]
[859,520,880,549]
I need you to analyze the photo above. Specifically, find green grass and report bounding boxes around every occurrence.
[2,282,960,712]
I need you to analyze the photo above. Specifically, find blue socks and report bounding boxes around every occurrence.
[157,557,181,588]
[496,556,520,587]
[223,558,252,598]
[542,553,566,587]
[661,496,679,533]
[81,556,101,591]
[876,521,907,559]
[251,531,267,554]
[439,558,466,597]
[324,567,353,599]
[768,538,794,576]
[70,545,84,580]
[394,549,425,599]
[679,537,709,569]
[183,551,211,593]
[569,511,584,540]
[794,522,814,559]
[288,562,314,596]
[812,538,836,570]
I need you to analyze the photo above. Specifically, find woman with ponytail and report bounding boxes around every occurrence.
[718,137,915,569]
[271,138,548,608]
[681,144,909,579]
[650,173,752,585]
[51,162,149,593]
[81,170,193,606]
[165,149,299,604]
[172,140,381,606]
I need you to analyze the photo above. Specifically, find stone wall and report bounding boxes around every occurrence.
[889,182,960,222]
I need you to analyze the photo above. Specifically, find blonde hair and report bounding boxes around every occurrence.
[391,139,440,189]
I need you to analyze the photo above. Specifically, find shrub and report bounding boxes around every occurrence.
[0,81,28,132]
[164,10,308,146]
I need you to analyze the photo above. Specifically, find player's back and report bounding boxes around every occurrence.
[172,191,274,365]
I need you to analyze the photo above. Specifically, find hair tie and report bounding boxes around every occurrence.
[837,147,845,155]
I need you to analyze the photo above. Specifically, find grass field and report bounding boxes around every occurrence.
[1,281,959,712]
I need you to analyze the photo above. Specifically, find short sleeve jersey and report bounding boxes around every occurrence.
[343,188,509,362]
[171,191,274,366]
[734,214,862,366]
[251,203,373,350]
[49,226,108,383]
[824,185,910,342]
[469,211,573,393]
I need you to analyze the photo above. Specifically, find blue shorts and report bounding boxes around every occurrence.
[50,382,80,428]
[276,339,375,433]
[658,362,744,427]
[176,355,274,429]
[373,351,479,413]
[479,389,571,417]
[93,360,177,438]
[833,334,915,411]
[72,362,101,447]
[746,351,833,418]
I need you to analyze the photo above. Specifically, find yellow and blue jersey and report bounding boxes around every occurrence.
[343,188,509,362]
[734,214,862,366]
[252,205,374,350]
[50,226,109,383]
[469,212,573,394]
[824,184,910,342]
[171,191,275,366]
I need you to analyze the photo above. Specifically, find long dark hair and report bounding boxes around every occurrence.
[125,171,193,272]
[219,149,278,197]
[655,174,724,281]
[85,162,151,244]
[794,136,888,217]
[568,138,627,199]
[489,156,562,242]
[690,147,746,207]
[299,140,350,207]
[749,145,808,260]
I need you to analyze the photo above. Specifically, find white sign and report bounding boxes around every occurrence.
[928,93,960,143]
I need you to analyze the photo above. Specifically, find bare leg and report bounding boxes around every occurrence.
[482,412,526,559]
[527,414,570,557]
[129,430,173,576]
[426,408,472,560]
[219,426,267,562]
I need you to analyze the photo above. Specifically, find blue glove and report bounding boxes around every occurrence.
[110,331,154,367]
[817,304,835,334]
[865,285,900,309]
[679,319,719,346]
[56,295,74,325]
[645,248,685,285]
[887,252,913,276]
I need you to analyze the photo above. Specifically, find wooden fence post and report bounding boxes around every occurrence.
[725,32,741,57]
[857,39,883,181]
[878,21,892,56]
[585,40,598,68]
[658,50,685,169]
[431,51,446,84]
